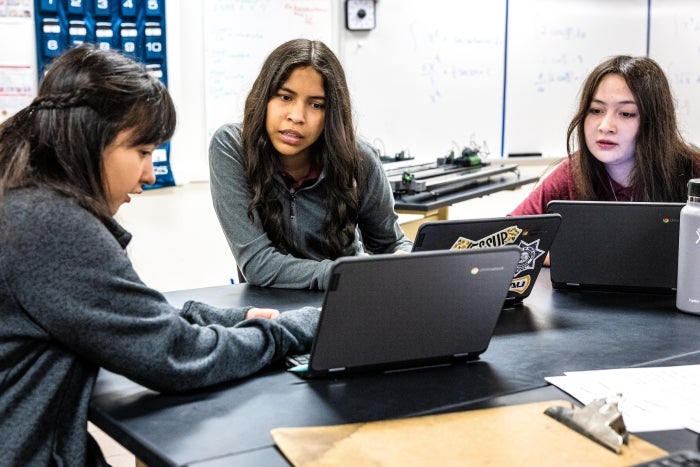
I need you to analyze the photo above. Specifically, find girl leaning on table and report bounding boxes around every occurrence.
[511,54,700,216]
[510,55,700,266]
[209,38,412,291]
[0,44,319,466]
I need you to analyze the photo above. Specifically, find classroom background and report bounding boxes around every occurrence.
[4,0,700,179]
[3,0,700,289]
[3,2,700,463]
[2,0,700,293]
[162,0,700,181]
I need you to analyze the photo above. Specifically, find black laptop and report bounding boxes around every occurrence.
[412,214,562,305]
[286,247,520,378]
[547,200,683,293]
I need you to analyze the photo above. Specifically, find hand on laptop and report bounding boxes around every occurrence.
[246,308,281,320]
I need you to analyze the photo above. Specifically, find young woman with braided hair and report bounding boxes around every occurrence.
[209,39,412,290]
[0,44,318,466]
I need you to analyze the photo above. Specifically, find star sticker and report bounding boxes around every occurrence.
[515,239,545,275]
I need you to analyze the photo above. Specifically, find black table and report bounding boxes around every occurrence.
[90,269,700,466]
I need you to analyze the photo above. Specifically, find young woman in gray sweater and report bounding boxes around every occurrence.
[209,39,413,291]
[0,45,319,466]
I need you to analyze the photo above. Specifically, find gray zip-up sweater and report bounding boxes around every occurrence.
[0,187,319,466]
[209,123,413,290]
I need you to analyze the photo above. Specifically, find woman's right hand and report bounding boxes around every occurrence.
[246,308,280,320]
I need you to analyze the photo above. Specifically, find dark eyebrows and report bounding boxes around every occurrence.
[591,97,637,106]
[277,85,325,101]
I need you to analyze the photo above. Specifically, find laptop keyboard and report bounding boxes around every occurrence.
[286,353,310,367]
[631,450,700,467]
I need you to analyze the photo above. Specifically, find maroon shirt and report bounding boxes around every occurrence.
[510,157,633,216]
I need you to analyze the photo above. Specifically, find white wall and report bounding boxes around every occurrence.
[165,1,208,182]
[6,0,700,184]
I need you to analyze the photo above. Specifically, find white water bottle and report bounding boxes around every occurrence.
[676,178,700,314]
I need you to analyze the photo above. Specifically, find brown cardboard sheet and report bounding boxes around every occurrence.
[271,400,667,466]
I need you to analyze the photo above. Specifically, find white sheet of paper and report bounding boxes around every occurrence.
[545,365,700,433]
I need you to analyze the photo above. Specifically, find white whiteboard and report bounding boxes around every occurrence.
[649,0,700,146]
[340,0,506,160]
[503,0,648,158]
[203,0,333,138]
[193,0,700,181]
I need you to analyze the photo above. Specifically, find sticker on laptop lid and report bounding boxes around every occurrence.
[510,274,531,294]
[450,226,546,295]
[450,226,522,250]
[515,239,545,275]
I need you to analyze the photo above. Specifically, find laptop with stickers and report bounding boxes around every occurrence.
[411,214,562,305]
[286,247,520,378]
[546,200,683,293]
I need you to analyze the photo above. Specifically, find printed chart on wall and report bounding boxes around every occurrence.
[342,0,506,160]
[503,0,647,158]
[203,0,332,139]
[649,0,700,146]
[0,1,36,125]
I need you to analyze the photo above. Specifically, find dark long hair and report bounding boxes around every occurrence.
[242,38,364,259]
[566,55,698,201]
[0,44,176,221]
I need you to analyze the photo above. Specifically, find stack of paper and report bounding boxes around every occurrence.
[546,365,700,433]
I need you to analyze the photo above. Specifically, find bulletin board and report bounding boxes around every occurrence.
[202,0,334,139]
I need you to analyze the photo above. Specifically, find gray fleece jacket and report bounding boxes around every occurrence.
[0,187,319,467]
[209,123,413,290]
